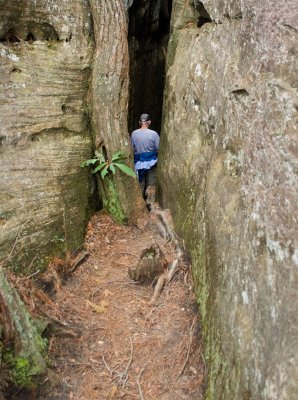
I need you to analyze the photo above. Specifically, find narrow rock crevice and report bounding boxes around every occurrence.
[128,0,173,133]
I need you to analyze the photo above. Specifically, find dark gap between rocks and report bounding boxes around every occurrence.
[0,22,61,43]
[193,1,212,27]
[128,0,173,134]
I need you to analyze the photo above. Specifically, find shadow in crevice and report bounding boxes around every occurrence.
[0,22,61,43]
[193,1,212,27]
[128,0,173,134]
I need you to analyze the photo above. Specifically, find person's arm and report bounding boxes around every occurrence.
[131,132,136,153]
[154,132,160,151]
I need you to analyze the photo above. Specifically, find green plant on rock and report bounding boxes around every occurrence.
[81,151,136,223]
[3,348,47,389]
[81,150,136,179]
[50,235,65,244]
[2,317,49,388]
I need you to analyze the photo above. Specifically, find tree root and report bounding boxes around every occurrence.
[102,336,134,388]
[150,273,166,305]
[150,210,183,305]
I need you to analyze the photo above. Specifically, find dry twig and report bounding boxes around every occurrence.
[69,360,103,380]
[136,366,146,400]
[102,336,134,387]
[121,335,134,387]
[175,316,197,381]
[102,356,123,380]
[102,355,115,377]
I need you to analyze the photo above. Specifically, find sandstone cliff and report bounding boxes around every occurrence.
[0,0,94,271]
[159,0,298,399]
[0,0,142,272]
[1,0,297,398]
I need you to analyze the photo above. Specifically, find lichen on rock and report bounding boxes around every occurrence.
[0,267,47,388]
[159,0,298,399]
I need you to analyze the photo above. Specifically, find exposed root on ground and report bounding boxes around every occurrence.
[6,206,205,400]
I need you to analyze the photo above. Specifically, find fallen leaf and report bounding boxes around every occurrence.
[107,386,118,399]
[103,289,113,298]
[100,299,109,307]
[86,300,109,313]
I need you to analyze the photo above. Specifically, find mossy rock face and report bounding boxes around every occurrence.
[159,0,298,399]
[2,322,48,389]
[0,267,48,389]
[3,352,46,389]
[101,175,127,224]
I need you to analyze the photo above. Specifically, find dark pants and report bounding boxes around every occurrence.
[138,165,157,199]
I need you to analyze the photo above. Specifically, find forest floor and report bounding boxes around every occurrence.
[10,206,205,400]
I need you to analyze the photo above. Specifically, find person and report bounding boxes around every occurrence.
[131,113,160,206]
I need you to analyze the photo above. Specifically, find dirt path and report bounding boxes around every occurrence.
[20,210,205,399]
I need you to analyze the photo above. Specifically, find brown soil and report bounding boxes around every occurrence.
[12,211,205,399]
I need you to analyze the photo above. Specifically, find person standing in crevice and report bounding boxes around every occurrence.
[131,113,160,209]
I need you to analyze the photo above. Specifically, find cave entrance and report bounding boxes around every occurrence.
[128,0,173,134]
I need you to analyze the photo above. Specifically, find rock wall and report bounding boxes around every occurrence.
[0,0,95,272]
[0,0,142,272]
[159,0,298,399]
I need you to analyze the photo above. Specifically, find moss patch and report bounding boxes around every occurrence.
[168,176,231,399]
[4,332,48,389]
[101,176,127,224]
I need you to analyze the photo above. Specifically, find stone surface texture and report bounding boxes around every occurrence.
[159,0,298,399]
[0,0,143,272]
[0,0,94,271]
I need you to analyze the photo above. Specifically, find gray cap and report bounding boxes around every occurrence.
[139,113,150,122]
